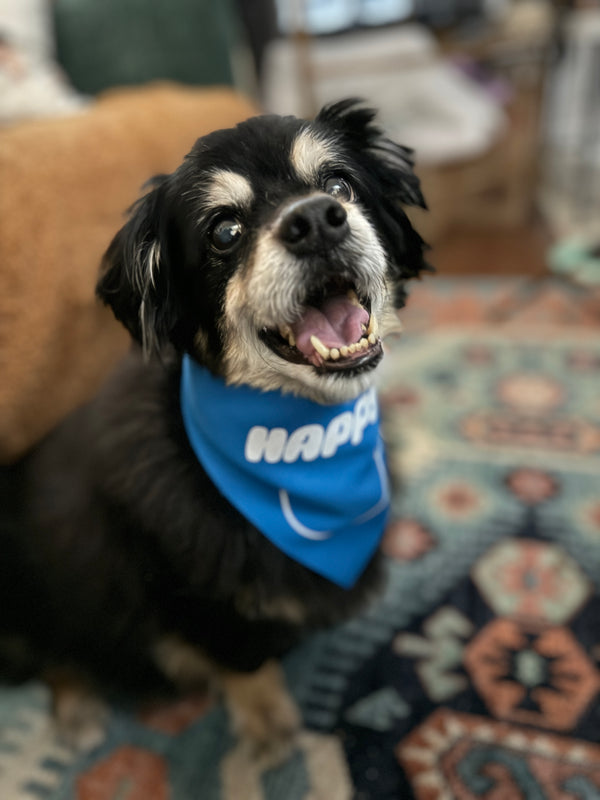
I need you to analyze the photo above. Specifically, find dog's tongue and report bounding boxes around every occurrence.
[291,294,369,357]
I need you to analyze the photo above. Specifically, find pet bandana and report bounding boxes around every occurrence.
[180,356,390,588]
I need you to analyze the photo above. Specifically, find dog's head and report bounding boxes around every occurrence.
[97,100,430,403]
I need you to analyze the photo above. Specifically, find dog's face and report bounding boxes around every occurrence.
[97,100,429,403]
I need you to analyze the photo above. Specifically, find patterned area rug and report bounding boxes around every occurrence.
[1,278,600,799]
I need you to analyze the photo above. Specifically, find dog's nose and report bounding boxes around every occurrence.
[277,196,349,255]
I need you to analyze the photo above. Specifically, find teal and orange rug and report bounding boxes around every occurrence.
[1,278,599,799]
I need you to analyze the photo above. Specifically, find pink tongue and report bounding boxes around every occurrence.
[291,295,369,358]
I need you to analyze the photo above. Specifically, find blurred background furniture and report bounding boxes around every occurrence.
[540,6,600,241]
[53,0,243,94]
[264,0,556,244]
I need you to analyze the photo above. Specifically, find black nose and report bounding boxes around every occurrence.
[277,196,349,255]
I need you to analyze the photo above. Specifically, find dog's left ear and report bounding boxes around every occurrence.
[316,100,432,288]
[97,176,179,357]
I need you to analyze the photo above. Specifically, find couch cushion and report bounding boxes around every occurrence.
[53,0,241,94]
[0,83,258,461]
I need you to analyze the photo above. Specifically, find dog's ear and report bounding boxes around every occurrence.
[316,99,426,209]
[316,100,432,288]
[97,176,178,357]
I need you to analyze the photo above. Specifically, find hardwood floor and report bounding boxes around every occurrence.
[428,219,552,277]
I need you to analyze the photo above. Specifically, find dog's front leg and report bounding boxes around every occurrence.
[45,667,108,751]
[220,659,301,760]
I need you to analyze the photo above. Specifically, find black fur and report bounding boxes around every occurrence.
[1,101,429,702]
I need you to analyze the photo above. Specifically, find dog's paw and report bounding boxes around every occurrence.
[221,660,301,763]
[153,634,214,692]
[53,687,108,752]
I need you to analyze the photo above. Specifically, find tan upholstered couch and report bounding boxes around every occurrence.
[0,83,257,462]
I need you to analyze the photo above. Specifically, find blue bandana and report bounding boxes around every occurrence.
[180,356,390,588]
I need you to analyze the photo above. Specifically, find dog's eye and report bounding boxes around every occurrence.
[324,176,354,202]
[211,218,244,251]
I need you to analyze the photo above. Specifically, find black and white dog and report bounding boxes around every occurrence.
[1,100,428,753]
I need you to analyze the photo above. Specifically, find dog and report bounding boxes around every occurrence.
[1,100,429,754]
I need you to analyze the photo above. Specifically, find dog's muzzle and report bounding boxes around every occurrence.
[259,195,384,376]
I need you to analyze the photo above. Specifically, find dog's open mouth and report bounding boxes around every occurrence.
[260,284,383,374]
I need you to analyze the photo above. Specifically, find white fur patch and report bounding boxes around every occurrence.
[146,240,161,290]
[291,129,337,183]
[204,170,254,210]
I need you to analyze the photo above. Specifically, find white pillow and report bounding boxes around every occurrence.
[0,0,87,124]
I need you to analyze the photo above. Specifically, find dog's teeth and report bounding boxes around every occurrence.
[361,323,367,334]
[330,348,340,360]
[367,315,378,337]
[340,346,350,357]
[359,337,369,350]
[368,332,377,345]
[280,325,296,347]
[347,290,362,308]
[348,343,357,354]
[310,335,330,360]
